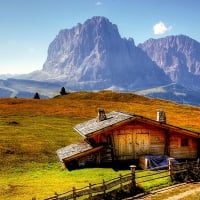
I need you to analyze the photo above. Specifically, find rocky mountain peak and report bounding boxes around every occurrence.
[41,16,169,90]
[139,35,200,88]
[42,16,122,79]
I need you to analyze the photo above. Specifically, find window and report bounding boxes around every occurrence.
[181,138,189,147]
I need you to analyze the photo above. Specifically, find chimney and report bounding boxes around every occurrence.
[156,109,166,123]
[97,108,107,122]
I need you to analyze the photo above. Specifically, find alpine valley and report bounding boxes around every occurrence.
[1,16,200,106]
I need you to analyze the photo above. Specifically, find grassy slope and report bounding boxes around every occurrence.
[1,91,200,199]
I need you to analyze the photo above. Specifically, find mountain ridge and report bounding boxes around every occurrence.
[1,16,200,106]
[39,16,170,91]
[138,34,200,90]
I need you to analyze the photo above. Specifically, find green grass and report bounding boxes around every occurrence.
[0,115,82,199]
[0,114,131,200]
[136,170,172,191]
[1,162,130,200]
[0,115,83,170]
[1,91,200,199]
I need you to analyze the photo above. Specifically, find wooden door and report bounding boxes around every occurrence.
[114,133,134,160]
[135,132,149,157]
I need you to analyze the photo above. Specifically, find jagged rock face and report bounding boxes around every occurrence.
[42,16,169,89]
[139,35,200,88]
[4,17,200,104]
[43,17,122,81]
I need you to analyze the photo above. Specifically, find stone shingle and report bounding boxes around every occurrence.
[74,111,133,136]
[56,141,93,161]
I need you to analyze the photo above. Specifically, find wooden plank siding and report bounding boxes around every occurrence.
[92,120,199,162]
[149,130,165,156]
[96,121,167,161]
[169,132,198,159]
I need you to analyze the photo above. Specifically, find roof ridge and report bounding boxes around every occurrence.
[113,110,134,116]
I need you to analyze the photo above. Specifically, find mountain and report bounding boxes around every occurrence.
[2,16,200,106]
[26,16,170,90]
[138,35,200,90]
[0,78,61,98]
[136,83,200,106]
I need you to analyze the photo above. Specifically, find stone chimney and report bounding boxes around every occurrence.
[156,109,166,123]
[97,108,107,122]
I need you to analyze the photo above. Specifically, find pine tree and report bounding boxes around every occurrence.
[33,92,40,99]
[60,87,67,95]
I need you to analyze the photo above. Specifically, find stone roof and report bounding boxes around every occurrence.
[56,141,93,162]
[74,111,133,137]
[74,110,200,138]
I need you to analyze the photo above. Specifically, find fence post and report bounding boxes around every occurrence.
[119,174,123,190]
[72,187,76,200]
[168,157,174,180]
[103,179,106,197]
[54,192,58,200]
[89,183,92,200]
[130,165,136,190]
[186,160,191,182]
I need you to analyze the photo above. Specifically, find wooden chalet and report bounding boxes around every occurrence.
[57,109,200,170]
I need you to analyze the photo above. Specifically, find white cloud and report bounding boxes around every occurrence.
[96,1,102,6]
[153,21,172,35]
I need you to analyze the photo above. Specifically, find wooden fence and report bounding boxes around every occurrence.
[43,165,136,200]
[41,159,199,200]
[170,159,200,182]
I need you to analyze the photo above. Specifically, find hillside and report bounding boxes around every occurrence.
[1,91,200,130]
[1,91,200,199]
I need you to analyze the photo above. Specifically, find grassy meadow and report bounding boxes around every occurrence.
[1,91,200,199]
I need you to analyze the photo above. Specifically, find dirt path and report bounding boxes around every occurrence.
[166,186,200,200]
[125,182,200,200]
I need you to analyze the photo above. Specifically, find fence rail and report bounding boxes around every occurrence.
[43,166,136,200]
[44,173,134,200]
[42,159,200,200]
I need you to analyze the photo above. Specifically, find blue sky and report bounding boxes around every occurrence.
[0,0,199,74]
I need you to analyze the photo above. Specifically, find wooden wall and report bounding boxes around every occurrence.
[169,132,198,159]
[98,121,166,160]
[90,121,199,162]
